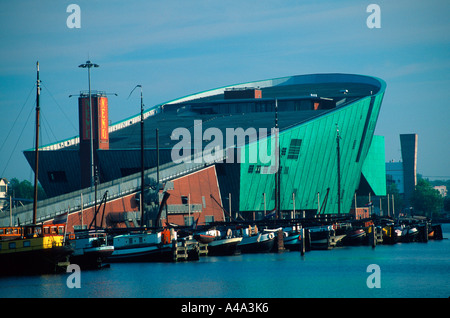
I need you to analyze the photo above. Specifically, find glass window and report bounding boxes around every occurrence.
[287,139,302,160]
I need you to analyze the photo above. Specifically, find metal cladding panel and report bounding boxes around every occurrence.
[97,149,173,181]
[239,89,385,214]
[361,135,387,196]
[24,150,81,198]
[163,166,225,225]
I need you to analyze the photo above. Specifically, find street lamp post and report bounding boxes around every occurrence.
[78,60,99,188]
[128,85,145,225]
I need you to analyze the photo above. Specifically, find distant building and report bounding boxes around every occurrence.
[385,134,418,207]
[434,185,447,197]
[386,161,404,193]
[0,178,8,210]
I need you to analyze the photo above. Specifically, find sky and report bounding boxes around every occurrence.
[0,0,449,183]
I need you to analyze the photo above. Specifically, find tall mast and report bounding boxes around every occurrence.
[32,61,41,224]
[275,99,281,219]
[128,85,145,226]
[336,124,341,215]
[140,86,144,226]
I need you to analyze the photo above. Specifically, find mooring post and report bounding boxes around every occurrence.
[277,229,285,252]
[300,228,306,256]
[172,239,178,262]
[423,222,429,243]
[369,225,376,248]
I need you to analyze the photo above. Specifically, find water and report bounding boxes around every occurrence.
[1,224,449,298]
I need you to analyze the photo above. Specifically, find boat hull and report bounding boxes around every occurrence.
[237,233,275,254]
[207,237,242,256]
[283,234,302,251]
[0,245,73,275]
[108,244,173,262]
[309,227,334,250]
[70,246,114,269]
[343,229,367,246]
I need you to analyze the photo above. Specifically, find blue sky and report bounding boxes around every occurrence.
[1,0,449,183]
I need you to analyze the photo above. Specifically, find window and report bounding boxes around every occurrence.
[205,215,214,224]
[48,171,68,182]
[184,216,194,226]
[181,196,189,204]
[255,165,261,173]
[9,242,16,249]
[23,241,31,247]
[281,148,287,156]
[248,165,255,173]
[287,139,302,160]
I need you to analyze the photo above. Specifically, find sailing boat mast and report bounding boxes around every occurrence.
[32,61,41,225]
[139,86,144,226]
[275,99,281,219]
[336,124,341,215]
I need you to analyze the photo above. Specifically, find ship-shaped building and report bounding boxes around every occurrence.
[2,73,387,228]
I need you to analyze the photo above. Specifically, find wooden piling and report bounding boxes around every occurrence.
[276,229,286,252]
[368,225,376,248]
[172,239,189,262]
[375,226,383,244]
[300,228,306,256]
[198,243,208,256]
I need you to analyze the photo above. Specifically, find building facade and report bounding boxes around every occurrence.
[13,73,387,227]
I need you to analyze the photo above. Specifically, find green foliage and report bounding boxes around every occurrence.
[444,196,450,212]
[7,178,47,200]
[410,177,444,217]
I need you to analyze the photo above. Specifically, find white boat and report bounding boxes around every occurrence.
[68,229,114,269]
[108,229,175,262]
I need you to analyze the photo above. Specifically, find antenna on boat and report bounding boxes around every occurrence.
[32,61,41,225]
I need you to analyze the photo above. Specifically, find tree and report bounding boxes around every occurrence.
[444,196,450,212]
[410,177,444,218]
[8,178,47,201]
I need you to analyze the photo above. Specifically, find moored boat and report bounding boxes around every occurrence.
[308,225,335,250]
[108,228,175,262]
[0,224,73,275]
[200,229,242,256]
[343,228,367,246]
[281,224,303,251]
[237,226,276,254]
[0,63,73,276]
[403,226,419,242]
[193,233,216,244]
[67,229,114,269]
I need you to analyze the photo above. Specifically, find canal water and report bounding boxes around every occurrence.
[0,224,449,298]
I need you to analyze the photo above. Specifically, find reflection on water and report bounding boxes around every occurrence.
[1,224,449,298]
